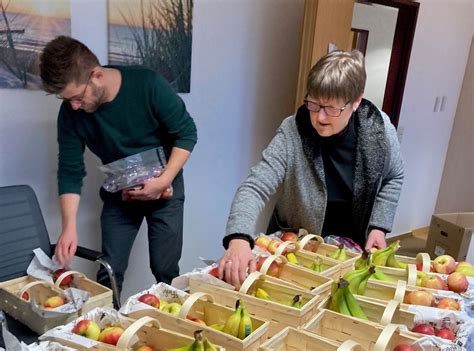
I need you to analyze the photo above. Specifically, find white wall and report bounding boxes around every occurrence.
[391,0,473,235]
[0,0,305,301]
[352,3,398,109]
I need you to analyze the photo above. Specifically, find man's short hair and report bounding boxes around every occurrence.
[39,36,99,94]
[306,50,366,103]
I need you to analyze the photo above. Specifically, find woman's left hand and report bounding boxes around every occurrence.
[365,229,387,251]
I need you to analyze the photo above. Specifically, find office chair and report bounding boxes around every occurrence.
[0,185,120,345]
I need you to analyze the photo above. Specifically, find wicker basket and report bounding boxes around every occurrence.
[259,255,333,295]
[303,309,420,351]
[259,326,364,351]
[189,272,321,336]
[0,276,80,334]
[317,294,416,328]
[355,279,408,302]
[126,291,269,351]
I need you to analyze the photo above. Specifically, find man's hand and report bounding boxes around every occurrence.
[218,239,256,288]
[122,175,172,201]
[365,229,387,251]
[55,229,78,265]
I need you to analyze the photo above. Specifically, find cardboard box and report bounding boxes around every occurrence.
[425,213,474,262]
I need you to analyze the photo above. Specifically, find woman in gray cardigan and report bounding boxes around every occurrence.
[219,50,404,287]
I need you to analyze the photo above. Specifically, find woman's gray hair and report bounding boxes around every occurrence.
[306,50,366,103]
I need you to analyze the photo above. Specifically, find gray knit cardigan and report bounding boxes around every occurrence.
[225,99,404,241]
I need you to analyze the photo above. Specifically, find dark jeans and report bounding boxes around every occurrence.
[97,174,184,297]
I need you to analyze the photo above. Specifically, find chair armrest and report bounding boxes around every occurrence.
[50,244,104,262]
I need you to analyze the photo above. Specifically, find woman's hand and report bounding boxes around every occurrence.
[365,229,387,251]
[217,239,257,288]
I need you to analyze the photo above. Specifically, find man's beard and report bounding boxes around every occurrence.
[83,83,106,113]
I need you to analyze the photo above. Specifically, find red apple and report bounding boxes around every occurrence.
[280,231,298,242]
[21,291,29,301]
[72,319,101,340]
[412,323,435,335]
[254,236,271,250]
[447,272,469,293]
[404,290,434,307]
[186,315,206,326]
[208,267,219,277]
[393,344,417,351]
[433,255,456,274]
[267,239,283,254]
[435,328,456,341]
[52,268,73,287]
[138,293,160,308]
[437,297,460,311]
[134,345,154,351]
[43,295,65,308]
[256,257,281,277]
[98,326,124,345]
[420,275,448,290]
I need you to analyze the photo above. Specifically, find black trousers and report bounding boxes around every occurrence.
[97,173,184,296]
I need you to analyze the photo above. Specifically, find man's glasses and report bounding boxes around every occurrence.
[56,71,93,104]
[304,99,351,117]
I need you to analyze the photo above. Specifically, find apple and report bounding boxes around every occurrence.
[138,293,160,308]
[256,257,281,277]
[186,315,206,326]
[433,255,456,274]
[437,297,460,311]
[420,275,448,290]
[72,320,101,340]
[254,236,271,250]
[404,290,434,307]
[134,345,154,351]
[455,262,474,276]
[416,272,428,286]
[21,291,30,301]
[447,272,469,293]
[43,295,65,308]
[280,231,298,242]
[161,302,182,316]
[393,344,417,351]
[267,239,283,254]
[52,268,73,287]
[208,267,219,277]
[435,328,456,341]
[412,323,435,335]
[98,326,124,345]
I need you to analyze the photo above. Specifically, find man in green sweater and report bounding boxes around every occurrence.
[39,36,197,295]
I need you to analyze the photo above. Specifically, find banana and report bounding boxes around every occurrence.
[203,337,219,351]
[334,279,351,316]
[354,251,370,270]
[291,294,303,308]
[357,271,372,295]
[330,244,345,260]
[286,252,299,264]
[223,300,242,337]
[337,246,347,261]
[343,285,369,320]
[168,342,194,351]
[255,288,271,301]
[371,246,394,266]
[192,330,205,351]
[238,301,253,340]
[310,256,323,272]
[209,323,224,331]
[343,265,373,294]
[386,252,407,269]
[371,267,398,282]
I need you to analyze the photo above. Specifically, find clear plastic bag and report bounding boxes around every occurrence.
[99,147,173,195]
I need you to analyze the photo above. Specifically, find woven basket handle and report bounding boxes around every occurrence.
[274,241,298,256]
[259,255,287,275]
[178,292,214,319]
[19,281,57,301]
[380,299,400,325]
[337,340,362,351]
[239,271,265,294]
[116,316,161,349]
[406,264,417,286]
[393,280,407,302]
[416,253,431,272]
[298,234,324,249]
[373,324,400,351]
[54,270,86,288]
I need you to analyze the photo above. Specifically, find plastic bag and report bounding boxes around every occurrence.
[325,235,364,254]
[99,147,173,194]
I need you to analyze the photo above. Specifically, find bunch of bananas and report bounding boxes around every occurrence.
[223,300,253,340]
[354,251,370,270]
[255,288,271,301]
[342,265,376,295]
[286,252,299,264]
[329,244,347,261]
[372,240,407,269]
[169,330,218,351]
[309,256,329,272]
[329,279,368,320]
[371,266,398,283]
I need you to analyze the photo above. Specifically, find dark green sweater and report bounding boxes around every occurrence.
[57,66,197,195]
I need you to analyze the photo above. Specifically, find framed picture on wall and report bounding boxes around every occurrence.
[0,0,71,89]
[108,0,193,93]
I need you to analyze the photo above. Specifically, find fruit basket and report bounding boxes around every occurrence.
[0,277,79,334]
[126,291,269,351]
[257,255,333,295]
[298,234,360,270]
[189,272,321,336]
[41,308,224,350]
[259,326,364,351]
[303,309,420,351]
[368,264,418,287]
